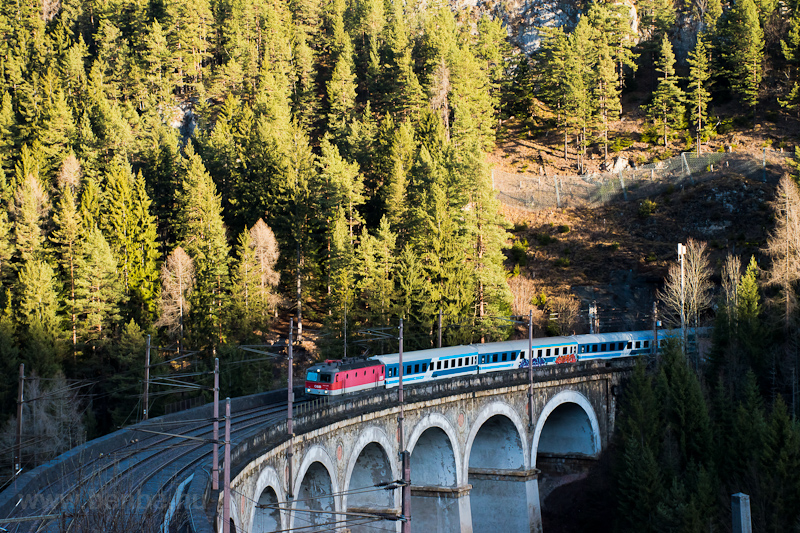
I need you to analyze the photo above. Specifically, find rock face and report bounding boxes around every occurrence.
[455,0,697,60]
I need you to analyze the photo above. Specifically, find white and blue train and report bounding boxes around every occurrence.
[306,328,694,396]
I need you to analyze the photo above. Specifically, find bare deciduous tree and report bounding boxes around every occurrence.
[658,238,713,352]
[250,219,281,317]
[155,247,195,339]
[0,374,86,471]
[430,57,451,141]
[548,293,581,335]
[57,154,81,191]
[722,253,742,312]
[764,175,800,337]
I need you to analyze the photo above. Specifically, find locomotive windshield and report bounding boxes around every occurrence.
[320,373,333,383]
[306,370,319,382]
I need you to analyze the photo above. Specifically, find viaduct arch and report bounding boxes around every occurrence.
[214,359,632,533]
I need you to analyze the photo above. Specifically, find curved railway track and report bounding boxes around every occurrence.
[1,394,305,533]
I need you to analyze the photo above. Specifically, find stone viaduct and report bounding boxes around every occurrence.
[184,358,635,533]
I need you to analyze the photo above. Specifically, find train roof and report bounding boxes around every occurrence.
[372,345,477,363]
[306,358,382,373]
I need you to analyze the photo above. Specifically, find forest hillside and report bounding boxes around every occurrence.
[1,0,800,504]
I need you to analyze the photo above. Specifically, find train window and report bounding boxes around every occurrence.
[422,363,427,372]
[512,352,517,360]
[546,348,551,357]
[580,346,586,353]
[554,348,559,356]
[601,344,606,351]
[414,364,419,373]
[444,360,449,369]
[643,340,649,348]
[592,345,598,353]
[537,349,543,357]
[493,354,498,363]
[627,342,632,349]
[635,341,640,349]
[321,373,332,383]
[501,353,507,361]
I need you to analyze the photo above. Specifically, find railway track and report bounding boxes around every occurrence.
[1,394,305,533]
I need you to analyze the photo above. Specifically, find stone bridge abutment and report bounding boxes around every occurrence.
[215,359,633,533]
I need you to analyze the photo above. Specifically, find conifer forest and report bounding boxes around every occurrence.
[3,0,800,527]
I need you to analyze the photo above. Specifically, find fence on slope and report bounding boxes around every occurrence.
[493,149,790,211]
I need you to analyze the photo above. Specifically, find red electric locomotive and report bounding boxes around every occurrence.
[305,359,385,396]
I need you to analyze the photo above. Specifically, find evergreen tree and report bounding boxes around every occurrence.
[594,35,621,160]
[737,256,763,371]
[637,0,676,41]
[176,144,230,344]
[687,37,713,154]
[74,227,124,349]
[781,11,800,112]
[617,438,664,533]
[723,0,764,120]
[762,397,800,532]
[327,207,355,356]
[326,38,357,145]
[619,357,662,453]
[50,160,83,352]
[647,35,685,147]
[16,259,62,376]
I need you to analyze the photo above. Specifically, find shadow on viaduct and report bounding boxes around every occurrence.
[187,358,635,533]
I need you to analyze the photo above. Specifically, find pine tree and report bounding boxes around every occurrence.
[647,35,685,147]
[781,11,800,112]
[326,38,357,145]
[723,0,764,121]
[356,216,396,327]
[762,397,800,531]
[737,256,763,370]
[74,227,124,349]
[687,37,712,154]
[566,18,596,173]
[328,207,355,357]
[619,357,662,453]
[595,35,621,160]
[50,159,83,352]
[616,438,663,533]
[656,341,713,469]
[317,136,365,242]
[16,259,62,376]
[176,144,230,344]
[128,171,159,323]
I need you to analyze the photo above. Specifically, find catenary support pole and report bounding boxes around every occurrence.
[438,310,442,349]
[14,363,23,486]
[223,398,231,533]
[287,319,294,501]
[143,335,150,420]
[652,302,659,357]
[398,319,410,533]
[213,357,219,491]
[528,310,534,428]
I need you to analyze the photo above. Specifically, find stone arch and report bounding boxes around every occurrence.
[462,401,529,477]
[464,404,531,533]
[406,412,462,486]
[290,445,341,532]
[342,426,399,513]
[248,466,286,533]
[531,389,601,467]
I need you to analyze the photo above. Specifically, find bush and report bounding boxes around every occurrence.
[557,224,570,234]
[641,126,661,145]
[510,239,528,264]
[536,233,557,246]
[533,291,547,307]
[639,199,657,218]
[611,135,634,153]
[610,241,620,251]
[555,257,570,267]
